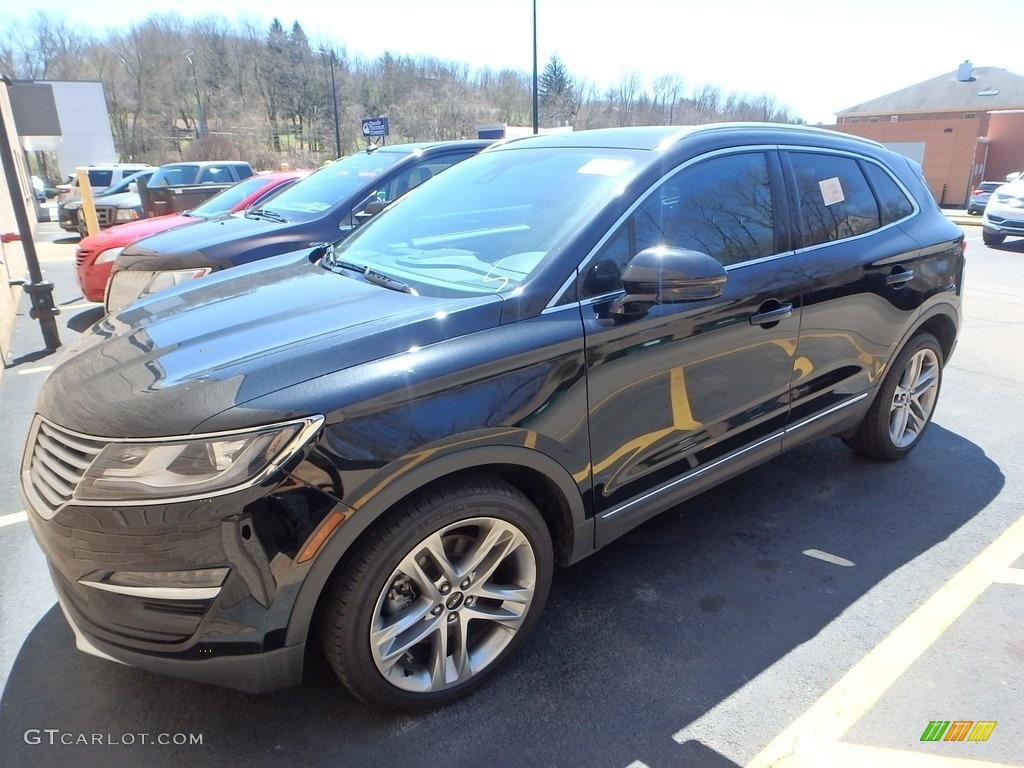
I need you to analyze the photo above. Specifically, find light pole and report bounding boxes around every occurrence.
[328,49,341,158]
[186,53,207,139]
[532,0,539,135]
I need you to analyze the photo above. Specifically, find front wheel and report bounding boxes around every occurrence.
[320,477,553,711]
[844,333,943,461]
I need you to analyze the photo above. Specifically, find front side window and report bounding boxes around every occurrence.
[581,152,776,299]
[790,152,880,246]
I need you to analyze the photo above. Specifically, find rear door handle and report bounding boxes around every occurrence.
[886,269,914,287]
[749,302,793,326]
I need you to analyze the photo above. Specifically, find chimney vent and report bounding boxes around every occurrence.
[957,60,974,82]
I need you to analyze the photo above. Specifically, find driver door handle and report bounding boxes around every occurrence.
[749,302,793,326]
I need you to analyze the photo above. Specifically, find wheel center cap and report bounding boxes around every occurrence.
[445,592,465,611]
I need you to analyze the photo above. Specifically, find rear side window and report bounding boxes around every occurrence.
[87,170,113,187]
[790,153,880,246]
[861,162,914,225]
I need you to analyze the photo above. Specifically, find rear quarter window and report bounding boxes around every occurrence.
[790,152,880,247]
[861,161,914,225]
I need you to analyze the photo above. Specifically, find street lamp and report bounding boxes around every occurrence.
[532,0,539,135]
[322,48,342,158]
[185,52,207,139]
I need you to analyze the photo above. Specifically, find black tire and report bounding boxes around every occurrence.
[320,476,553,712]
[844,332,943,461]
[982,231,1005,246]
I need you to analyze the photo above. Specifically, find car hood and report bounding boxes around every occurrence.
[78,214,192,251]
[118,213,301,267]
[36,254,503,437]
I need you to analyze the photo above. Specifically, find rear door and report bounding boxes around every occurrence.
[578,149,803,543]
[780,149,930,442]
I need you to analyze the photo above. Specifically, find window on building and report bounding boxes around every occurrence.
[964,112,976,119]
[890,115,899,123]
[868,117,880,123]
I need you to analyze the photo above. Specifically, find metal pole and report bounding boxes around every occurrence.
[330,51,341,158]
[0,98,60,350]
[532,0,539,135]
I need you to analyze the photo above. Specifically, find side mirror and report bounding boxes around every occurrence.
[611,246,726,318]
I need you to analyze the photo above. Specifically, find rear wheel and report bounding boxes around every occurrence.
[844,333,943,461]
[320,477,553,711]
[982,231,1005,246]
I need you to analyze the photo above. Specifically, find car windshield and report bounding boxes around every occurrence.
[189,176,285,218]
[99,170,152,196]
[324,146,642,297]
[261,150,405,222]
[148,164,200,187]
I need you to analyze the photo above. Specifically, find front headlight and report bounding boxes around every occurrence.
[74,417,323,503]
[95,246,125,264]
[143,268,212,297]
[115,208,141,222]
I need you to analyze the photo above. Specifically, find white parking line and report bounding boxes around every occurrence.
[17,366,53,375]
[0,511,28,528]
[803,549,855,567]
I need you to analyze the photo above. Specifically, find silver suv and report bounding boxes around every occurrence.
[981,178,1024,245]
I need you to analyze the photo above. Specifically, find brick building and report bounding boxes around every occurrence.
[829,62,1024,206]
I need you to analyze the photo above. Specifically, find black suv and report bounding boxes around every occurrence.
[105,141,490,312]
[22,124,964,712]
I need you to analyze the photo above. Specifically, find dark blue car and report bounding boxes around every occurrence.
[106,140,491,311]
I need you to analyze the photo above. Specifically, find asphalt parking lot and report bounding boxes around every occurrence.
[0,221,1021,768]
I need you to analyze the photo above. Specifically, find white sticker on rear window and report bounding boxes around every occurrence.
[578,159,633,176]
[819,176,845,206]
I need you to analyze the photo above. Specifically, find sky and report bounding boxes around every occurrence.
[5,0,1024,125]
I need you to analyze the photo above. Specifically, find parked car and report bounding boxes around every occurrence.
[967,181,1001,214]
[21,124,963,712]
[105,141,490,312]
[31,175,46,203]
[981,178,1024,245]
[74,171,310,303]
[60,170,157,236]
[138,161,255,217]
[60,170,156,234]
[56,163,154,210]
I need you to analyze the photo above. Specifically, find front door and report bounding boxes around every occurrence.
[577,150,802,543]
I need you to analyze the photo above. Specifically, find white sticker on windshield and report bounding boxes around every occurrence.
[819,176,845,206]
[578,158,633,176]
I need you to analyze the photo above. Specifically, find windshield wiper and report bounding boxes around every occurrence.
[321,255,414,294]
[245,208,287,223]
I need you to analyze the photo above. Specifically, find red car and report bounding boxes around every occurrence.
[75,170,308,303]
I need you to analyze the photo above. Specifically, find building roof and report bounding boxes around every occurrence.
[838,65,1024,116]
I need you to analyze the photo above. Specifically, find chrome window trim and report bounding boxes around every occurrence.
[548,144,783,310]
[599,394,869,522]
[21,414,324,516]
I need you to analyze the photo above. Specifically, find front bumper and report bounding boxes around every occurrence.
[21,415,343,693]
[53,586,306,693]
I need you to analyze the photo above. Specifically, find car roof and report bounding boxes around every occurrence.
[364,140,493,155]
[497,123,886,152]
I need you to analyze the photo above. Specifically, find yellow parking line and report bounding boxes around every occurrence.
[993,568,1024,586]
[746,513,1024,767]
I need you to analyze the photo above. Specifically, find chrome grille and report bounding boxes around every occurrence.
[23,417,106,517]
[95,206,114,227]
